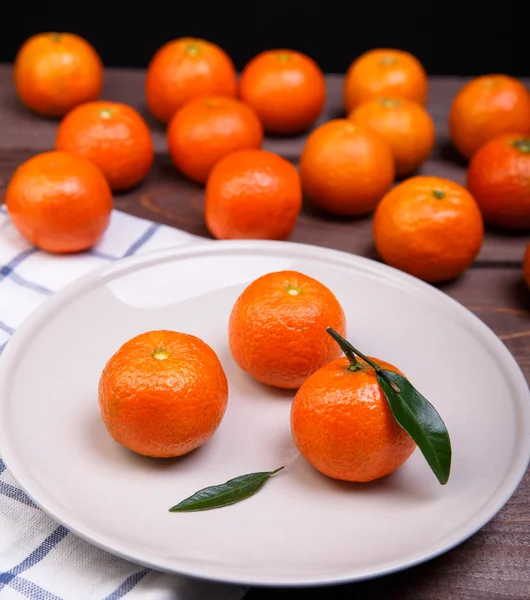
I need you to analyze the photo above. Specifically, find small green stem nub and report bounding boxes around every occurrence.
[380,55,398,66]
[186,43,201,57]
[285,283,302,296]
[99,108,113,120]
[152,348,170,360]
[512,138,530,154]
[276,52,291,63]
[432,189,445,200]
[379,98,401,108]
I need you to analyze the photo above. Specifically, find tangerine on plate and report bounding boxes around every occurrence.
[344,48,427,113]
[229,270,346,389]
[205,149,302,240]
[373,176,484,282]
[291,355,416,482]
[146,37,237,124]
[14,32,103,117]
[299,119,394,216]
[167,96,263,183]
[467,135,530,230]
[449,74,530,159]
[349,97,435,176]
[239,49,326,135]
[5,151,112,253]
[98,330,228,458]
[55,101,154,191]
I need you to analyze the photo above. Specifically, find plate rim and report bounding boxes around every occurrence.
[1,239,529,588]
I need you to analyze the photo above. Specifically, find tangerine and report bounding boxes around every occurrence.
[291,354,416,482]
[239,49,326,135]
[98,330,228,458]
[373,176,484,282]
[167,96,263,183]
[205,149,302,240]
[55,101,154,191]
[300,119,394,216]
[344,49,427,113]
[449,75,530,159]
[467,134,530,229]
[349,97,435,176]
[146,37,237,124]
[229,271,346,389]
[14,32,103,117]
[6,151,112,253]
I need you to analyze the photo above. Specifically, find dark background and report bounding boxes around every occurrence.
[0,1,528,75]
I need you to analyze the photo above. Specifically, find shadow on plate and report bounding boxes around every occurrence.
[289,451,438,503]
[85,409,209,471]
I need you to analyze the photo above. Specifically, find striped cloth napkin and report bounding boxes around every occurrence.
[0,207,246,600]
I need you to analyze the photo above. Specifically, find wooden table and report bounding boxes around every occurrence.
[1,66,529,600]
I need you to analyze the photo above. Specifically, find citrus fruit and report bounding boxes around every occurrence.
[5,151,112,253]
[467,135,530,229]
[299,119,394,216]
[167,96,263,183]
[449,75,530,159]
[373,176,484,282]
[239,49,326,135]
[344,49,427,113]
[229,271,346,389]
[98,330,228,458]
[524,244,530,289]
[349,97,435,176]
[291,354,416,482]
[14,32,103,117]
[146,37,237,124]
[205,149,302,240]
[55,101,154,191]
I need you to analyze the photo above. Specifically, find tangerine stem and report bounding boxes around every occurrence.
[327,327,384,369]
[326,328,398,388]
[326,327,361,369]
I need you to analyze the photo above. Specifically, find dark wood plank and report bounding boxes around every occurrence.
[1,149,528,266]
[0,65,528,264]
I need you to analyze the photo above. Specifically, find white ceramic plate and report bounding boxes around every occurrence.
[0,240,529,587]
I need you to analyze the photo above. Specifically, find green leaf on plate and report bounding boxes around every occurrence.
[326,327,452,485]
[169,467,284,512]
[376,370,451,485]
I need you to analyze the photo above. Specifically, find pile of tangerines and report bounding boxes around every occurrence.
[99,271,417,484]
[5,33,530,286]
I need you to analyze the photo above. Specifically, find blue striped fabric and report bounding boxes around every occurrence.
[0,208,245,600]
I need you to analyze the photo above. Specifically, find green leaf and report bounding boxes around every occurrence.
[376,370,452,485]
[169,467,284,512]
